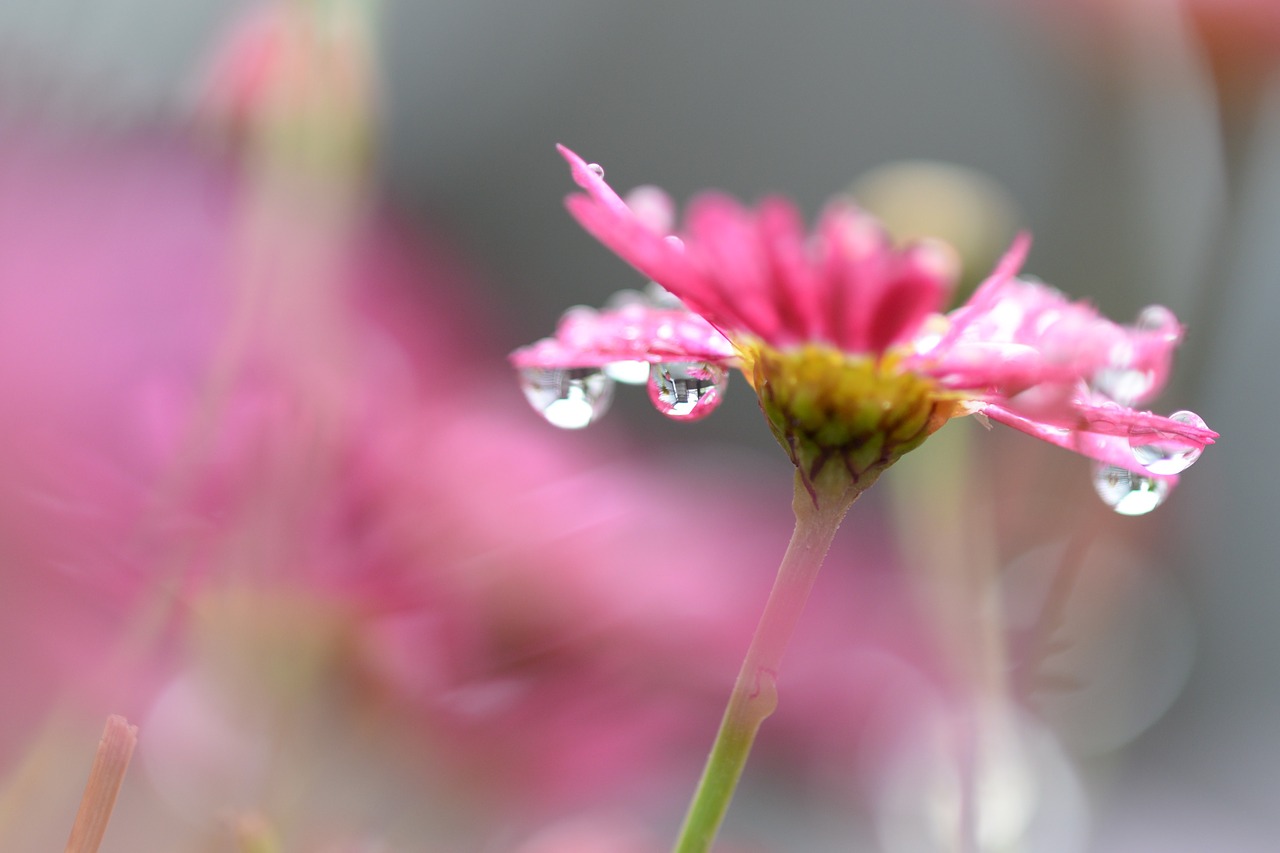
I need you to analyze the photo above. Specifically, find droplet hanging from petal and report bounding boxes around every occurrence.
[1090,359,1155,406]
[518,366,615,429]
[1091,462,1171,516]
[1128,410,1208,475]
[647,362,728,421]
[1135,304,1179,340]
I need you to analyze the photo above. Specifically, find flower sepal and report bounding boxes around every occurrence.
[746,342,959,506]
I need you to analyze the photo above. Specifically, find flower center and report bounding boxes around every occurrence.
[741,341,959,502]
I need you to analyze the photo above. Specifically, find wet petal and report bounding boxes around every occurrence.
[938,245,1181,406]
[979,400,1217,476]
[509,303,735,370]
[559,147,957,355]
[559,146,699,302]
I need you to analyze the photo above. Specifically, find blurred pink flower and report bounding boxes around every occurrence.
[1,4,953,850]
[1,130,918,845]
[195,0,377,169]
[512,147,1216,501]
[1006,1,1280,116]
[1182,0,1280,109]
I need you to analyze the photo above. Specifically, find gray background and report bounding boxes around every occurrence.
[2,1,1276,849]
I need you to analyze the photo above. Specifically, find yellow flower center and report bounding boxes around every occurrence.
[739,341,961,502]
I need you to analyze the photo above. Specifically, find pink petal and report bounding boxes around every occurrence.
[682,193,788,341]
[866,241,956,353]
[980,399,1217,477]
[509,304,735,369]
[955,232,1032,317]
[939,244,1181,405]
[558,144,635,223]
[925,341,1069,392]
[818,203,888,352]
[756,197,824,342]
[558,146,699,304]
[557,149,959,356]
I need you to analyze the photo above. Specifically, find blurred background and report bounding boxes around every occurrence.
[0,0,1276,850]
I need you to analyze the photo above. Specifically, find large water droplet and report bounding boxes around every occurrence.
[1129,410,1207,475]
[1091,462,1171,516]
[586,162,605,178]
[518,367,614,429]
[647,362,728,421]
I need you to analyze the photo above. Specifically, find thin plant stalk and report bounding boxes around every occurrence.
[64,716,137,853]
[672,475,858,853]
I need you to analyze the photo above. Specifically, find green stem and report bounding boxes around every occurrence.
[672,474,858,853]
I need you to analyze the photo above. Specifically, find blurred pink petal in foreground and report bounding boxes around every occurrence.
[0,131,938,847]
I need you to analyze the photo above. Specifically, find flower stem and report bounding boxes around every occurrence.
[64,716,137,853]
[672,475,858,853]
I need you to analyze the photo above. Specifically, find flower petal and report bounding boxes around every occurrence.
[979,399,1217,477]
[509,303,735,369]
[681,193,789,341]
[558,145,698,302]
[866,240,957,353]
[939,239,1181,404]
[558,147,957,356]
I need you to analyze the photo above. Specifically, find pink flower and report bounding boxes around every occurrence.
[512,146,1217,510]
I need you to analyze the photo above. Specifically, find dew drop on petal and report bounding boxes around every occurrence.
[1129,410,1207,475]
[586,162,605,178]
[603,360,651,385]
[557,304,599,327]
[519,367,615,429]
[557,305,599,348]
[1136,304,1179,339]
[1090,366,1154,405]
[644,281,684,309]
[603,289,648,310]
[1091,462,1171,516]
[647,362,728,421]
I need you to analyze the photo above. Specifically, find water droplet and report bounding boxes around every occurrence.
[556,304,599,331]
[1090,366,1154,405]
[1136,305,1179,339]
[647,362,728,421]
[518,367,614,429]
[1129,410,1207,475]
[1091,462,1171,516]
[557,305,599,348]
[644,281,685,309]
[603,360,651,385]
[586,162,605,179]
[603,289,648,310]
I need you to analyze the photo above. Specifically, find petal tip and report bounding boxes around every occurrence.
[1000,231,1033,278]
[556,143,605,191]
